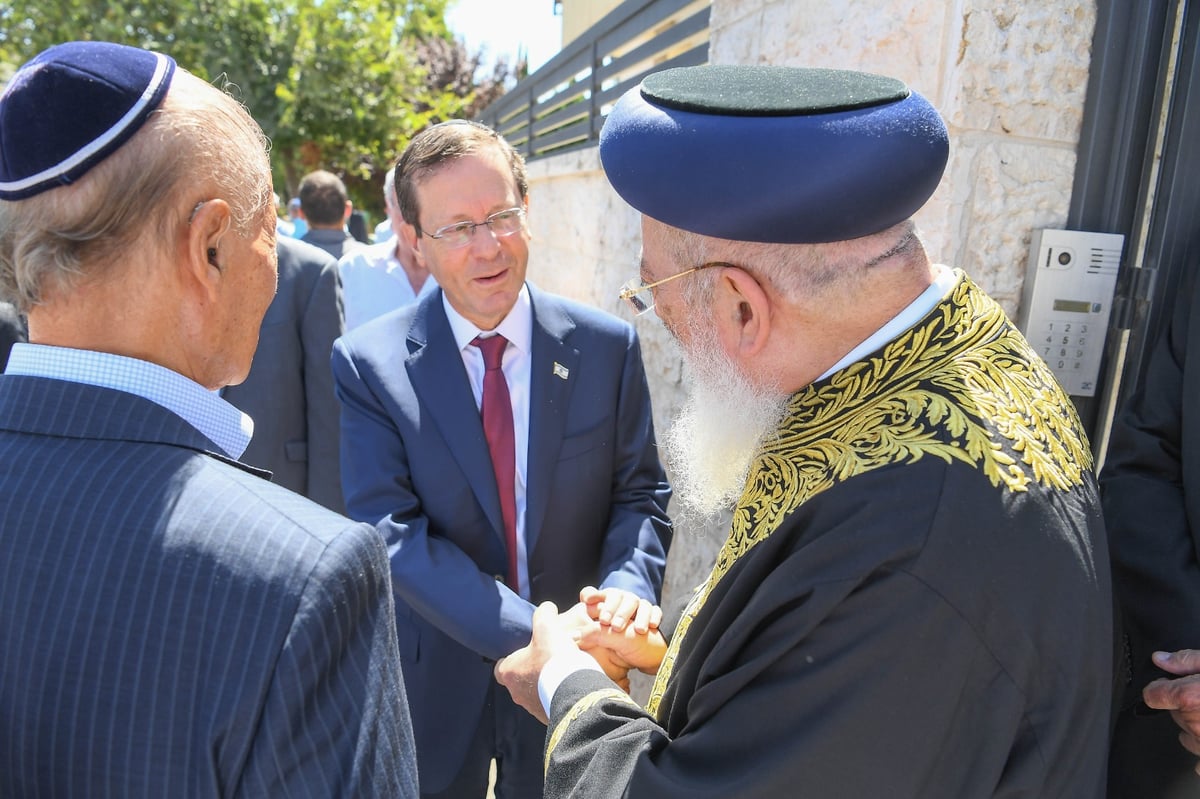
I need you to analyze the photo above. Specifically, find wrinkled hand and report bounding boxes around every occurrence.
[584,643,633,693]
[576,615,667,675]
[1144,650,1200,771]
[495,602,580,725]
[558,601,633,688]
[580,585,662,635]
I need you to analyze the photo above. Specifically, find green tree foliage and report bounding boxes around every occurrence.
[0,0,519,218]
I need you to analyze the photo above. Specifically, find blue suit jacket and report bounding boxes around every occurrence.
[332,284,672,788]
[0,375,418,797]
[224,236,345,513]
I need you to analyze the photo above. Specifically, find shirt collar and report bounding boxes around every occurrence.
[442,284,533,355]
[819,264,959,380]
[304,227,350,242]
[384,243,438,295]
[5,343,254,458]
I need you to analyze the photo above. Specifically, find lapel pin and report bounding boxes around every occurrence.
[553,362,570,380]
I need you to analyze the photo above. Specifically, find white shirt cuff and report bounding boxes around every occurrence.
[537,650,604,716]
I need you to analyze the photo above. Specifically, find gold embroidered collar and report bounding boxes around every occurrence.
[646,270,1091,714]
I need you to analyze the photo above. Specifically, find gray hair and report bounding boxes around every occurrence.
[658,220,924,309]
[0,69,272,313]
[383,166,397,211]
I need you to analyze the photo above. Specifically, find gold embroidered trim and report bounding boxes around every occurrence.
[647,272,1092,714]
[545,688,640,774]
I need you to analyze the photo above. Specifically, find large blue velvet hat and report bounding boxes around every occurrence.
[599,65,949,244]
[0,41,176,200]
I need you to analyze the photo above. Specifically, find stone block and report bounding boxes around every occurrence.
[948,2,1095,142]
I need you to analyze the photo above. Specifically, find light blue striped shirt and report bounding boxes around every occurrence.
[5,343,253,459]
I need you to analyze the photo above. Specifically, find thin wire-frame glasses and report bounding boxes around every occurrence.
[420,207,526,249]
[618,262,731,315]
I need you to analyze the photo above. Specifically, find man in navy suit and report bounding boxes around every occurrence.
[224,235,347,513]
[299,169,364,260]
[0,41,417,796]
[332,120,672,798]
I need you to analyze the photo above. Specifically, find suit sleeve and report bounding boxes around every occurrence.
[331,337,536,661]
[301,256,347,514]
[234,522,418,798]
[1102,269,1200,694]
[594,327,673,601]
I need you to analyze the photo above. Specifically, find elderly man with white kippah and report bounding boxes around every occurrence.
[496,64,1114,798]
[0,41,417,796]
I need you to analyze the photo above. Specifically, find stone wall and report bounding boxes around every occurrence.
[521,0,1098,664]
[709,0,1096,310]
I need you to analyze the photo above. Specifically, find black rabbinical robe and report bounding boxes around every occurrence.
[543,271,1112,799]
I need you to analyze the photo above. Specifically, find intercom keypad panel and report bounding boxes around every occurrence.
[1036,318,1097,391]
[1016,229,1124,397]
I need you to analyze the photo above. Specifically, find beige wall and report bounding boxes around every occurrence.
[522,0,1098,665]
[561,0,625,46]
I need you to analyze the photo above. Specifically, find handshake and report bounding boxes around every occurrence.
[494,586,667,723]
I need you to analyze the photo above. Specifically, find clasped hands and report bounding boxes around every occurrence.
[495,586,667,723]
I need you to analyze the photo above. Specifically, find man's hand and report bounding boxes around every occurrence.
[557,601,633,687]
[584,643,633,693]
[576,617,667,675]
[577,587,667,674]
[1144,650,1200,771]
[495,602,582,724]
[580,585,662,635]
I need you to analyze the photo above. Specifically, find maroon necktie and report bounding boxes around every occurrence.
[473,334,519,591]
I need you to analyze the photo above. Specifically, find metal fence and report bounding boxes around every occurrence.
[477,0,711,161]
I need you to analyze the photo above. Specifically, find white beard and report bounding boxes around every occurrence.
[661,324,789,529]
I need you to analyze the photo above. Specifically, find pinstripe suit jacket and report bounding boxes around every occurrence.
[0,375,418,797]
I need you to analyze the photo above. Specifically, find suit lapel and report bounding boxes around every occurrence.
[525,287,579,554]
[404,295,507,540]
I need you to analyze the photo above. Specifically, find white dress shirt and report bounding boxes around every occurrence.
[442,286,534,598]
[5,343,253,459]
[338,240,438,332]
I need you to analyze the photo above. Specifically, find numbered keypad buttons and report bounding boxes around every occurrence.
[1039,320,1096,394]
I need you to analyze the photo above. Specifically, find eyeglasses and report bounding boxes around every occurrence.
[618,261,731,315]
[418,207,526,249]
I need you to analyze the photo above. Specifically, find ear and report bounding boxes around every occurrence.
[402,221,428,269]
[521,195,532,239]
[711,266,771,358]
[184,199,233,301]
[343,200,354,222]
